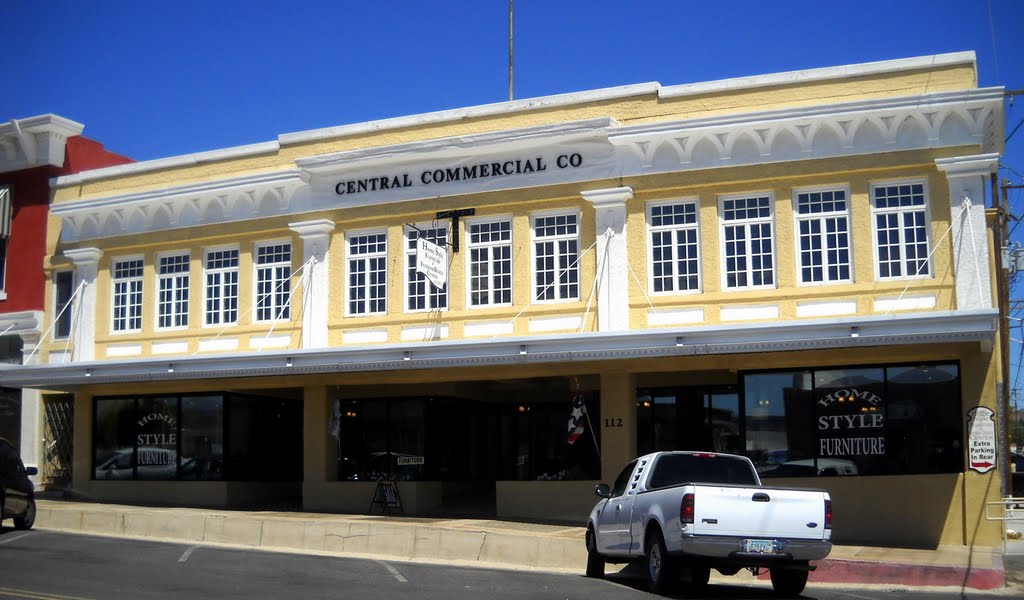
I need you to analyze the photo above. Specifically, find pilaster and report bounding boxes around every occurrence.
[64,247,103,361]
[289,219,335,348]
[935,154,999,310]
[581,187,633,331]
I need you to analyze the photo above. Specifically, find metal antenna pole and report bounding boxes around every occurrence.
[508,0,514,101]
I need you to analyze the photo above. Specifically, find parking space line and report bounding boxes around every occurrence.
[178,545,200,563]
[0,532,32,546]
[0,587,95,600]
[377,561,407,583]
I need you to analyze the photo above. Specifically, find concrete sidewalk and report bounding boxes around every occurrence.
[31,500,1011,592]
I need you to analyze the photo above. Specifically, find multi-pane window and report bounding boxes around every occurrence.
[0,185,9,295]
[795,188,851,284]
[204,248,238,326]
[468,220,512,306]
[157,254,190,329]
[533,213,579,301]
[254,243,291,322]
[54,271,74,339]
[873,182,930,279]
[348,232,387,316]
[721,194,774,289]
[112,258,144,332]
[406,226,448,311]
[648,201,701,293]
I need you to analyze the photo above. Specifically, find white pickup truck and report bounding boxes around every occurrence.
[586,451,832,596]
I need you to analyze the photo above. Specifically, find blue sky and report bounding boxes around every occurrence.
[3,0,1024,391]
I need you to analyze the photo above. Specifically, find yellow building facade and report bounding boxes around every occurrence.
[2,51,1009,549]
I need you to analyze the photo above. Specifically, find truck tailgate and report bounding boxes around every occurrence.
[691,485,827,539]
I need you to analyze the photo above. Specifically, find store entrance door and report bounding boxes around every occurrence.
[637,387,740,456]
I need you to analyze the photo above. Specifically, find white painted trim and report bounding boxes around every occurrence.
[198,337,239,352]
[647,308,704,326]
[718,192,777,292]
[0,114,84,173]
[47,350,72,365]
[646,197,704,295]
[152,341,189,355]
[251,239,294,324]
[721,304,780,321]
[110,255,144,334]
[464,321,514,337]
[529,209,583,304]
[250,334,292,350]
[342,329,388,345]
[791,184,854,286]
[400,324,449,342]
[201,245,240,328]
[0,309,996,390]
[873,294,937,312]
[0,310,43,335]
[529,315,583,332]
[796,300,858,318]
[154,250,191,332]
[343,228,389,318]
[868,178,933,282]
[106,343,142,357]
[464,214,514,310]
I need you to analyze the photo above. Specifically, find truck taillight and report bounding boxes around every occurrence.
[824,499,832,529]
[681,493,695,524]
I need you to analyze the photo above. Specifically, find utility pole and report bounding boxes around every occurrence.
[508,0,514,101]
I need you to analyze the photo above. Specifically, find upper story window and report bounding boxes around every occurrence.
[254,242,291,322]
[533,212,579,301]
[648,200,701,294]
[54,271,74,339]
[112,257,144,332]
[157,253,190,329]
[405,225,448,312]
[204,247,239,326]
[794,188,852,285]
[872,182,930,279]
[347,231,387,316]
[720,194,775,290]
[0,185,10,299]
[468,219,512,307]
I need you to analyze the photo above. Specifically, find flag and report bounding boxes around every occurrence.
[567,387,586,445]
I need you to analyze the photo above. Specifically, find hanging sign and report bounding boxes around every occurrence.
[967,406,996,473]
[416,237,448,289]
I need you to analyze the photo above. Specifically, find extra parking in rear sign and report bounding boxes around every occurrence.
[967,406,996,473]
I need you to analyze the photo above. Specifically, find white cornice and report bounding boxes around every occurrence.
[0,309,996,390]
[658,51,976,98]
[0,311,43,336]
[609,87,1003,174]
[54,141,280,187]
[0,114,84,173]
[296,118,617,173]
[935,153,1001,177]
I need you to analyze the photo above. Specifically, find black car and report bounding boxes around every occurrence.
[0,437,36,530]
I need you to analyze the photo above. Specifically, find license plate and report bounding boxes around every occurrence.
[743,539,776,553]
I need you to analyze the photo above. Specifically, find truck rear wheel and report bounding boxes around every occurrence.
[770,566,808,597]
[646,529,678,594]
[585,528,604,578]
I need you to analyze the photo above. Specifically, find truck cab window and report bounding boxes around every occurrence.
[610,459,637,497]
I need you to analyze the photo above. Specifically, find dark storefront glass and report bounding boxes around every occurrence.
[180,396,224,481]
[638,388,741,457]
[93,393,300,482]
[744,363,961,478]
[337,389,600,483]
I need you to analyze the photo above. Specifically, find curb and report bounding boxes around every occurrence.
[801,556,1006,590]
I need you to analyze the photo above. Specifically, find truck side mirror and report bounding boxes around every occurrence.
[25,466,38,476]
[594,483,611,498]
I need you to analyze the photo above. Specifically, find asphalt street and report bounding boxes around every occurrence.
[1,527,1022,600]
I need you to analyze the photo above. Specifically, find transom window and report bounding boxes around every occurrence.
[254,243,291,322]
[112,258,144,332]
[873,182,930,279]
[533,213,579,301]
[468,219,512,306]
[157,253,190,329]
[795,188,851,284]
[648,200,701,293]
[347,232,387,316]
[204,248,238,326]
[405,226,448,312]
[721,194,775,289]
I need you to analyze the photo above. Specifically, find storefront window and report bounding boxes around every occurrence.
[94,398,135,480]
[135,397,178,480]
[180,395,223,481]
[745,363,961,478]
[638,388,741,457]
